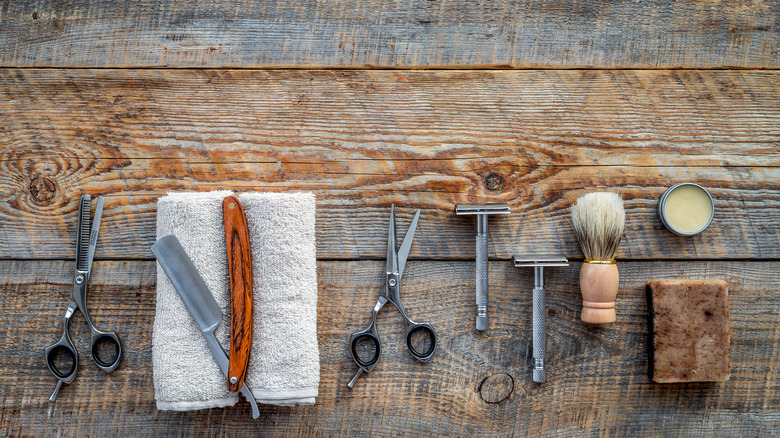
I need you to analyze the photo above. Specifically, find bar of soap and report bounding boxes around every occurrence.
[648,280,730,383]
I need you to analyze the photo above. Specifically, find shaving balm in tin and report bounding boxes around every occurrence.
[659,183,714,236]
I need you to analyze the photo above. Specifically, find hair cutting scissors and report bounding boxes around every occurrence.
[348,205,436,388]
[45,194,122,402]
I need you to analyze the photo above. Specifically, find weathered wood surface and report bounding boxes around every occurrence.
[2,0,779,433]
[3,166,779,261]
[1,260,777,436]
[1,69,778,260]
[0,0,778,69]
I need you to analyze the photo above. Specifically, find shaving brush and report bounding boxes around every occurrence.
[570,192,625,324]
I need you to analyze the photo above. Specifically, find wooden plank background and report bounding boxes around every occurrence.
[2,70,778,261]
[1,0,779,436]
[2,260,778,436]
[0,0,778,68]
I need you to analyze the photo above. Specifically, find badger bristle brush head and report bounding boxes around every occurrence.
[570,192,625,324]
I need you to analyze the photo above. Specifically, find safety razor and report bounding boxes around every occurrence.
[513,254,569,383]
[455,203,510,331]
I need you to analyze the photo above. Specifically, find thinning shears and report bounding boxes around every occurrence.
[348,205,436,388]
[45,194,122,402]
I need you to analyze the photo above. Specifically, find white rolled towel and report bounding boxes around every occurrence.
[153,191,319,412]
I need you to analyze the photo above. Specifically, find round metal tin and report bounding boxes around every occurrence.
[658,182,714,236]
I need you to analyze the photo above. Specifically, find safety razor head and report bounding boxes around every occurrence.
[512,254,569,267]
[455,203,511,216]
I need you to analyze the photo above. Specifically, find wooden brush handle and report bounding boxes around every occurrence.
[223,195,254,392]
[579,262,619,324]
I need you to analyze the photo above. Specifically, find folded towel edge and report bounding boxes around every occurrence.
[159,190,235,204]
[157,396,238,412]
[261,398,316,407]
[252,387,318,400]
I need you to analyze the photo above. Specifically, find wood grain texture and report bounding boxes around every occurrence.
[1,69,778,260]
[223,195,253,392]
[1,260,777,436]
[0,0,778,69]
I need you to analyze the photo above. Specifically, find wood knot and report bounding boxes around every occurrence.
[484,172,505,192]
[547,308,556,317]
[30,176,57,202]
[479,373,514,404]
[32,11,39,19]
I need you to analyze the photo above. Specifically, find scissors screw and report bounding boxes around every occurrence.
[75,275,84,285]
[388,278,397,287]
[230,377,238,385]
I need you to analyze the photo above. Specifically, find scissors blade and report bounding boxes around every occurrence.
[386,205,398,274]
[85,197,103,278]
[396,209,420,279]
[75,195,92,272]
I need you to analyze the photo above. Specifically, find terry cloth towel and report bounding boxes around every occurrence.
[153,191,320,411]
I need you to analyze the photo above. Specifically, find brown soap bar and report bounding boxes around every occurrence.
[648,280,731,383]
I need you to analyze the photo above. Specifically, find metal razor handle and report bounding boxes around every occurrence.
[455,204,509,333]
[475,230,488,331]
[203,330,261,419]
[532,266,545,383]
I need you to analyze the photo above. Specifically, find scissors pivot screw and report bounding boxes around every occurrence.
[75,275,84,285]
[230,377,238,385]
[388,278,397,287]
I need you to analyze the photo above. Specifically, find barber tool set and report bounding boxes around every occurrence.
[512,255,569,383]
[222,195,254,393]
[570,192,625,324]
[153,234,260,418]
[151,191,319,415]
[45,180,728,416]
[348,206,436,388]
[454,204,511,331]
[45,195,122,402]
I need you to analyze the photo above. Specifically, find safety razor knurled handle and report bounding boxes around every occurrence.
[475,233,488,331]
[532,268,546,382]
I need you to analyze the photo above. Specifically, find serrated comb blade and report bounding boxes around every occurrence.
[76,195,91,271]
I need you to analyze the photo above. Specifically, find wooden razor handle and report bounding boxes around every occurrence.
[223,195,253,392]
